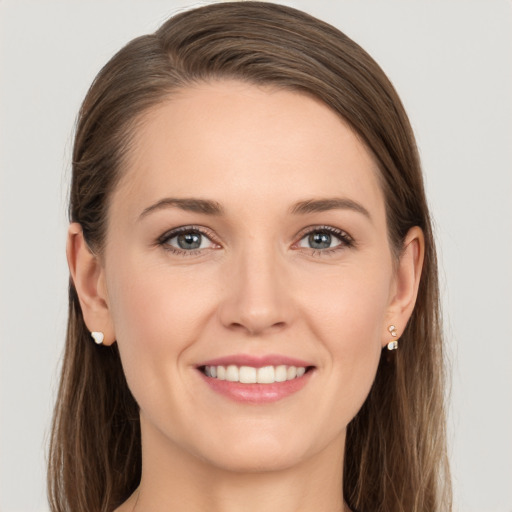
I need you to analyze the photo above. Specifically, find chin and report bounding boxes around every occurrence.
[201,440,307,474]
[187,421,333,474]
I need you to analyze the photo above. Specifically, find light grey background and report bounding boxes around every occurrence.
[1,1,511,511]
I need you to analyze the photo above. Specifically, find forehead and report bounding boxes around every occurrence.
[112,80,385,225]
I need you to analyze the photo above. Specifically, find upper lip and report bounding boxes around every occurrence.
[196,354,314,369]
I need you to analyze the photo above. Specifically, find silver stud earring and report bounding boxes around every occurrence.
[387,325,398,350]
[91,331,104,345]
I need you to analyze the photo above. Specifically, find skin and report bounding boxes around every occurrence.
[68,81,424,512]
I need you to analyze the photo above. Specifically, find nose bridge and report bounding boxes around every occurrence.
[219,235,292,335]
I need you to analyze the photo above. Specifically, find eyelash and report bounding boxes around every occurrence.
[157,225,354,257]
[157,225,219,257]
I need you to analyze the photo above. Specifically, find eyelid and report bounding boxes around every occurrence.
[292,225,355,256]
[158,225,217,242]
[294,225,354,244]
[157,224,354,256]
[157,225,220,253]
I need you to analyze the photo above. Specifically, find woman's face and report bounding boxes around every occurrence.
[98,81,404,472]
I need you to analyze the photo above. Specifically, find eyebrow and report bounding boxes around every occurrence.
[288,198,371,219]
[139,196,371,220]
[139,198,225,219]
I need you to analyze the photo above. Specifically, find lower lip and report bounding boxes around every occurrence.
[198,370,314,403]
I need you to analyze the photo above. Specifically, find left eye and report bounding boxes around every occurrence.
[297,230,344,250]
[163,230,215,251]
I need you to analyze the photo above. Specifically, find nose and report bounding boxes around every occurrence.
[217,242,295,337]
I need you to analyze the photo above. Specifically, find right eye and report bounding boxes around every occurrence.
[158,227,218,255]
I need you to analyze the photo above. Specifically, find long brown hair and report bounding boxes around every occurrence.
[48,3,451,511]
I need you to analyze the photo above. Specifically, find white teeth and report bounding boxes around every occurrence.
[257,366,275,384]
[226,365,239,382]
[275,365,287,382]
[203,364,308,383]
[216,365,226,380]
[239,366,257,383]
[287,366,297,379]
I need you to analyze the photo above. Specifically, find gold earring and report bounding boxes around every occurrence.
[387,325,398,350]
[91,331,104,345]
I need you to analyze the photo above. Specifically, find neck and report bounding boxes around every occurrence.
[123,417,348,512]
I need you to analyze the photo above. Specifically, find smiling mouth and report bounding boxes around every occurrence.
[199,364,314,384]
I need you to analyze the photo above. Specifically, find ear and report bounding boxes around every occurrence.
[66,223,116,346]
[383,226,425,347]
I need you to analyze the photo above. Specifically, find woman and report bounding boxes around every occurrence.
[48,2,451,511]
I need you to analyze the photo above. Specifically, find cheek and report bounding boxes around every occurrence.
[105,259,208,396]
[108,253,212,339]
[306,260,390,345]
[304,263,390,417]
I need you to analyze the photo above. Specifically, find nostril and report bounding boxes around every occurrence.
[228,320,288,336]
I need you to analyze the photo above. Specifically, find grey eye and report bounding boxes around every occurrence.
[298,230,342,250]
[176,232,202,250]
[165,230,215,251]
[309,232,331,249]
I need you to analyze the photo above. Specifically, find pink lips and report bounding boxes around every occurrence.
[198,354,313,368]
[196,353,314,404]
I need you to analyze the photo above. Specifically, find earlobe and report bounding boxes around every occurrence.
[66,223,116,346]
[383,226,425,347]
